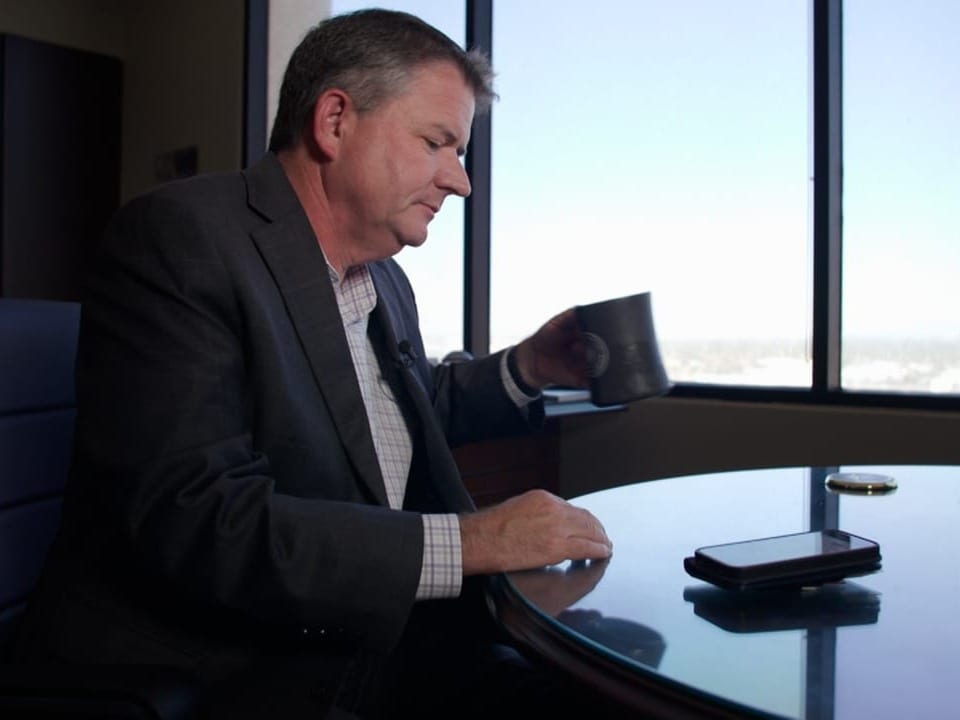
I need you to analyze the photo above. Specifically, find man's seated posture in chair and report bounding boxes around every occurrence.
[17,9,614,720]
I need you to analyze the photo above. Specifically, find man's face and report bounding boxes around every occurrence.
[329,61,475,264]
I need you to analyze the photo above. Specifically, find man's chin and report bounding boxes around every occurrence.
[399,233,429,250]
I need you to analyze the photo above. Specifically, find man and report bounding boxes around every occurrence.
[18,9,612,718]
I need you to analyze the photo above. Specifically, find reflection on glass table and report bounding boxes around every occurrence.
[493,465,960,720]
[682,582,880,634]
[511,561,666,670]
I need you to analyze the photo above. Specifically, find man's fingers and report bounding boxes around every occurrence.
[566,537,613,561]
[569,506,612,547]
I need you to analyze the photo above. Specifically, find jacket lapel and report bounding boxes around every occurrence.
[242,155,388,507]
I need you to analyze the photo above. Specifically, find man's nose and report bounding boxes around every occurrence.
[439,154,472,198]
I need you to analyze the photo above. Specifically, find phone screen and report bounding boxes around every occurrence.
[697,530,875,569]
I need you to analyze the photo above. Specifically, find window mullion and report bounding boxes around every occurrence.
[464,0,493,357]
[812,0,843,393]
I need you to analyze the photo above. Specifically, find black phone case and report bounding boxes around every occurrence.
[683,554,881,591]
[684,530,882,591]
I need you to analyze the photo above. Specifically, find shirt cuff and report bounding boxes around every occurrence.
[416,513,463,600]
[501,347,540,408]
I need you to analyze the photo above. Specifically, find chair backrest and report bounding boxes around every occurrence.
[0,298,80,657]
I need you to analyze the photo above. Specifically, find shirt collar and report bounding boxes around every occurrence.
[327,261,377,326]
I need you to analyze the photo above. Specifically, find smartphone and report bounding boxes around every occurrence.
[683,529,881,591]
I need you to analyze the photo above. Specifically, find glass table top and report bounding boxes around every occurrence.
[502,465,960,719]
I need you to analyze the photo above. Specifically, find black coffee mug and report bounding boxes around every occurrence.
[574,292,671,406]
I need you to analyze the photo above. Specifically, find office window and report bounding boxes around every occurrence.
[490,1,811,386]
[326,1,467,361]
[841,1,960,394]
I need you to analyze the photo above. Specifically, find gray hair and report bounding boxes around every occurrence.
[268,9,495,152]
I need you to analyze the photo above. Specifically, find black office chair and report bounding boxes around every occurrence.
[0,298,200,719]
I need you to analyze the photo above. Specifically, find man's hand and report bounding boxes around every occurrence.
[460,489,612,575]
[513,308,588,390]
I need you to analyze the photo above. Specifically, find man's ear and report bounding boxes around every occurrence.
[309,89,352,159]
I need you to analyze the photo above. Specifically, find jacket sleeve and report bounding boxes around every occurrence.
[372,260,544,449]
[429,350,545,448]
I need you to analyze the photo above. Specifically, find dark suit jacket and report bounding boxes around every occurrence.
[18,154,542,717]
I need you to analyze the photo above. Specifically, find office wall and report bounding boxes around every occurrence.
[120,0,244,200]
[267,0,332,145]
[0,0,245,203]
[556,398,960,498]
[0,0,126,58]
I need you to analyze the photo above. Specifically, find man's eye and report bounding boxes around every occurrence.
[425,138,441,151]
